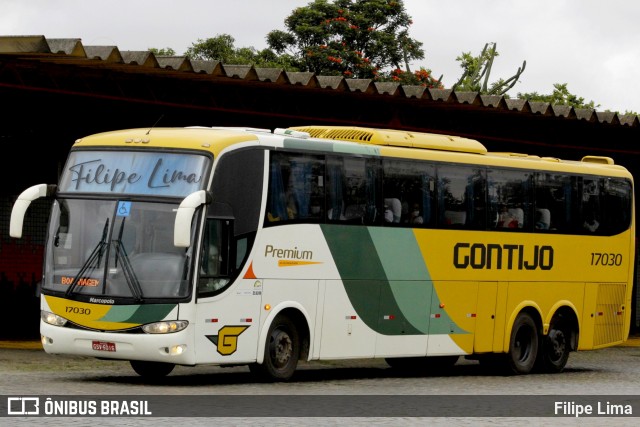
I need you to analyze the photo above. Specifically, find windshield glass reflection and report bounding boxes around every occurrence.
[44,199,192,300]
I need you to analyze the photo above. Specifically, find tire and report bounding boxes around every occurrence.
[129,360,175,378]
[250,315,300,381]
[505,312,539,375]
[537,324,570,373]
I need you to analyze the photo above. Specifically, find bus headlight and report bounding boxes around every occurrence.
[142,320,188,334]
[41,310,67,326]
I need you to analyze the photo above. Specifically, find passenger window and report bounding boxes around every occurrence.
[383,158,436,227]
[438,164,486,229]
[600,177,632,235]
[265,152,325,224]
[535,173,579,233]
[326,156,379,225]
[487,168,532,231]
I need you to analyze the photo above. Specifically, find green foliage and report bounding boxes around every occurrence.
[452,42,525,95]
[184,34,301,69]
[518,83,599,110]
[266,0,425,78]
[185,34,235,62]
[148,47,176,56]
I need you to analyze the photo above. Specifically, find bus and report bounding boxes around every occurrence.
[9,125,635,380]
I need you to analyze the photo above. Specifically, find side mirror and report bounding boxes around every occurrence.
[10,184,56,238]
[174,190,212,248]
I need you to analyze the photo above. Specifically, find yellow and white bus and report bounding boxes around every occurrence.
[10,125,635,380]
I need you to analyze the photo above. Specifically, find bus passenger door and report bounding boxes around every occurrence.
[193,218,262,365]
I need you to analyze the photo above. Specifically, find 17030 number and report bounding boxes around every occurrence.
[65,306,91,315]
[590,252,623,266]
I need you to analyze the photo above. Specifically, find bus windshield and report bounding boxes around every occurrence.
[43,198,193,300]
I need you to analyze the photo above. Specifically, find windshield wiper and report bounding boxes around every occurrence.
[113,239,144,302]
[112,216,144,302]
[65,218,109,297]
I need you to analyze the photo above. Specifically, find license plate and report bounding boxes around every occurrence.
[92,341,116,352]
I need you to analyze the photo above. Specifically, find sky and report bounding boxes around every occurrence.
[3,0,640,114]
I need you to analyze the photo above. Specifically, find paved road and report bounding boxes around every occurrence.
[1,338,639,426]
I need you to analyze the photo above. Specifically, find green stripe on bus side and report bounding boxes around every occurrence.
[369,228,432,333]
[99,304,177,324]
[282,139,381,156]
[368,228,430,280]
[320,225,421,335]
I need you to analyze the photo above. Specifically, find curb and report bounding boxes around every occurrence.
[0,340,43,350]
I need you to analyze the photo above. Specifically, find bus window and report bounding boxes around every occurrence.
[383,158,436,227]
[266,152,325,223]
[487,168,532,230]
[326,156,379,225]
[601,177,632,235]
[535,173,579,233]
[438,164,486,229]
[581,177,602,234]
[198,218,231,296]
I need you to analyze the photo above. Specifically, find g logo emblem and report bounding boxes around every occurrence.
[214,325,249,355]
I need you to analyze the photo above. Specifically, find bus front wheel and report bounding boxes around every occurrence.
[250,314,300,381]
[505,312,539,375]
[130,360,175,378]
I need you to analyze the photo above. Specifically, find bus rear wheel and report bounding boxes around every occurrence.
[250,314,300,381]
[537,324,570,373]
[129,360,175,378]
[505,312,539,375]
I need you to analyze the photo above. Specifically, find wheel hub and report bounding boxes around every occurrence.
[272,330,292,366]
[548,329,566,360]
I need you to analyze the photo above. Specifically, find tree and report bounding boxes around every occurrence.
[266,0,425,79]
[185,34,236,63]
[518,83,599,110]
[148,47,176,56]
[184,34,300,69]
[452,42,525,95]
[381,66,443,88]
